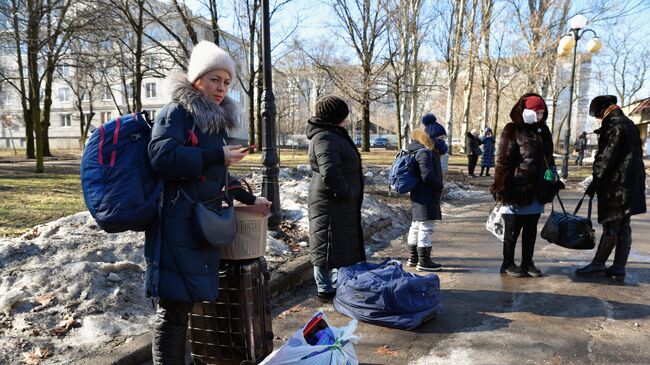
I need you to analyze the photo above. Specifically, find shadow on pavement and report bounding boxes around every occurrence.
[416,288,650,335]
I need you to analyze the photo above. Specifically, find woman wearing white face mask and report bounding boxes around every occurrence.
[490,93,560,277]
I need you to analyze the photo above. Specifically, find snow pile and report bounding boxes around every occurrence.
[444,181,491,201]
[578,175,593,190]
[0,167,408,364]
[0,212,151,364]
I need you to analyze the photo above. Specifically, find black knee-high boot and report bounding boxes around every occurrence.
[575,219,620,276]
[608,217,632,280]
[501,214,523,276]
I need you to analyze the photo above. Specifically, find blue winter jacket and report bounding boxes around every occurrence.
[144,73,255,303]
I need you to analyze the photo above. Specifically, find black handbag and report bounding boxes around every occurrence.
[541,193,595,250]
[179,168,237,248]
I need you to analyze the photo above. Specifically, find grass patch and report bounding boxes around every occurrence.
[0,165,85,237]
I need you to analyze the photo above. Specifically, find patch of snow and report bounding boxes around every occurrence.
[266,237,290,256]
[578,175,593,190]
[444,181,491,200]
[364,171,374,178]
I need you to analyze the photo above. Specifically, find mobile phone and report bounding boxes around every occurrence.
[240,144,257,153]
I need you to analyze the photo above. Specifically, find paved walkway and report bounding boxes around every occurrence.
[270,189,650,365]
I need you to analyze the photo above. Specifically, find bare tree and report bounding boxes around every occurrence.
[434,0,466,153]
[326,0,389,151]
[460,0,480,140]
[606,25,648,106]
[384,0,428,149]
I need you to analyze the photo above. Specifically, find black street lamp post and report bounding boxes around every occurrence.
[260,0,281,231]
[558,15,601,179]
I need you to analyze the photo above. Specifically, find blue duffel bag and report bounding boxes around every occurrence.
[333,259,441,330]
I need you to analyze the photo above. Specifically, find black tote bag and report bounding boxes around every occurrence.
[541,193,596,250]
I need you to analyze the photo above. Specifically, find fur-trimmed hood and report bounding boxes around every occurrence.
[165,72,239,134]
[412,129,434,149]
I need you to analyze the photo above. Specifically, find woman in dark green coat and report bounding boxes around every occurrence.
[306,95,365,301]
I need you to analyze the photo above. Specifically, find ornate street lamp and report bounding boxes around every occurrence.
[261,0,281,230]
[558,14,602,179]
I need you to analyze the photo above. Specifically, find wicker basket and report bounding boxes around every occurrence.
[220,205,269,260]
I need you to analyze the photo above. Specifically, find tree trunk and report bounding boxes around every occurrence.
[492,91,500,135]
[361,90,371,152]
[445,80,457,155]
[461,0,479,137]
[42,62,55,157]
[256,36,263,151]
[394,86,403,150]
[27,0,43,172]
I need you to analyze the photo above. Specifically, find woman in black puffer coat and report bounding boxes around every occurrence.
[306,95,365,301]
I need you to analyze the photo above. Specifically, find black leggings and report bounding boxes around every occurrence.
[152,298,193,365]
[501,213,541,270]
[467,155,479,175]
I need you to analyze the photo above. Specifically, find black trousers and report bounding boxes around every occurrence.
[152,298,193,365]
[501,213,541,271]
[467,155,479,175]
[593,216,632,269]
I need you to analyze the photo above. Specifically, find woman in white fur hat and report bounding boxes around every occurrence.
[145,41,271,364]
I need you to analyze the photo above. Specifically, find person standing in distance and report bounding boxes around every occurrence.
[575,95,646,281]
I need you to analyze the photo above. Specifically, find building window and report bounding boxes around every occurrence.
[102,86,111,101]
[0,90,10,105]
[58,65,70,77]
[100,112,112,124]
[147,56,156,69]
[145,82,156,98]
[81,89,91,101]
[58,87,71,102]
[60,114,71,127]
[81,113,93,125]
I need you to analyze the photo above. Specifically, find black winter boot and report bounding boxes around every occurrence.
[406,245,418,267]
[576,221,618,277]
[608,218,632,281]
[416,247,442,272]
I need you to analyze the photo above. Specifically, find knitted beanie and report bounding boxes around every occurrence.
[589,95,617,118]
[422,113,446,138]
[187,41,237,83]
[524,96,546,111]
[315,95,349,124]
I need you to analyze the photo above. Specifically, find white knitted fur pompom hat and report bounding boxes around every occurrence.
[187,41,236,83]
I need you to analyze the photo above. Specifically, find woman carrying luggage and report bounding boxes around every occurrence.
[405,113,447,271]
[490,93,560,278]
[146,41,271,364]
[480,128,496,176]
[306,95,365,301]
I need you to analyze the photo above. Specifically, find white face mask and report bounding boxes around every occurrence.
[522,109,538,124]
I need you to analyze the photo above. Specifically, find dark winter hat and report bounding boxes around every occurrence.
[315,95,349,124]
[589,95,617,118]
[422,113,437,126]
[485,127,493,134]
[422,113,446,139]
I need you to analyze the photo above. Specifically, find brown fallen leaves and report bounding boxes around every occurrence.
[51,313,79,337]
[276,304,308,320]
[374,345,399,357]
[31,293,56,313]
[22,346,52,365]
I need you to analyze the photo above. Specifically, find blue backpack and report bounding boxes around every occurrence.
[388,150,419,193]
[80,112,162,233]
[333,259,441,330]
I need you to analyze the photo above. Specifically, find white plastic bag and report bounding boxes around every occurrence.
[486,204,505,241]
[260,312,360,365]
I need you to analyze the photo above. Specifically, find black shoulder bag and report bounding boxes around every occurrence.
[541,192,595,250]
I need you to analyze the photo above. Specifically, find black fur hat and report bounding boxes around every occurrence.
[589,95,617,118]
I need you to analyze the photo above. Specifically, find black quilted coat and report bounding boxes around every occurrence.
[490,93,556,206]
[306,118,366,269]
[591,108,646,223]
